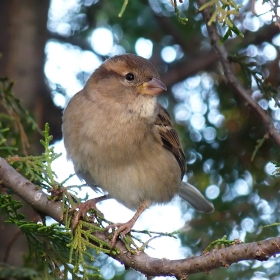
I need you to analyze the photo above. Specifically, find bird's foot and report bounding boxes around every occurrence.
[106,219,136,248]
[105,201,150,248]
[70,198,104,229]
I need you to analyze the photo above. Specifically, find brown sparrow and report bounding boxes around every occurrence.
[62,54,214,246]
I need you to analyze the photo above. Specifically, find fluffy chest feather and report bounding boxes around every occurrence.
[80,94,159,155]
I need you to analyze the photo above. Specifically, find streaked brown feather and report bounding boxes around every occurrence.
[155,105,186,179]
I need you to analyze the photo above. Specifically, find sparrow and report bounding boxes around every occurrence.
[62,53,214,246]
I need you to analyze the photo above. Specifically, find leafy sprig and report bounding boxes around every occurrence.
[204,235,242,252]
[171,0,188,24]
[229,54,280,107]
[0,77,40,156]
[199,0,243,43]
[0,194,73,279]
[6,123,61,190]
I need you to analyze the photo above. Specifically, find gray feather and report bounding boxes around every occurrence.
[179,182,214,213]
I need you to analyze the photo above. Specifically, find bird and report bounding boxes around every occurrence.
[62,53,214,247]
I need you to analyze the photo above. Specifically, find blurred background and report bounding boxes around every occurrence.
[1,0,280,279]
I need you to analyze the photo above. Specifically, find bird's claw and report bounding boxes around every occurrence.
[70,198,103,229]
[106,221,134,248]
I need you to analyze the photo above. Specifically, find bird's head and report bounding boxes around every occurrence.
[86,54,166,102]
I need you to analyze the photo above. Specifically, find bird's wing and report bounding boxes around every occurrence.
[155,105,186,179]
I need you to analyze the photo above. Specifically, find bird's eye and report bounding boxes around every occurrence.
[125,73,135,81]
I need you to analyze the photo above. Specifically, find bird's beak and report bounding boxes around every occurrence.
[139,78,167,96]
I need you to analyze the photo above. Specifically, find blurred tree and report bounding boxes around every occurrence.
[0,0,62,148]
[1,0,280,279]
[0,0,52,269]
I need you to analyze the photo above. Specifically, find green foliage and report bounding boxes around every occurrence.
[261,222,280,229]
[6,124,61,190]
[0,195,72,279]
[0,193,25,223]
[69,221,110,279]
[260,0,280,25]
[251,134,268,162]
[0,263,40,280]
[218,17,244,45]
[0,77,39,156]
[271,161,280,175]
[118,0,188,24]
[118,0,129,17]
[198,0,244,43]
[67,211,181,279]
[204,235,242,252]
[229,54,280,106]
[172,0,188,24]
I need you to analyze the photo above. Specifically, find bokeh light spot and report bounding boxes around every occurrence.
[161,46,176,63]
[234,179,249,196]
[190,130,202,142]
[206,185,220,199]
[272,34,280,46]
[246,44,258,57]
[90,27,114,55]
[135,37,153,59]
[241,218,255,233]
[243,15,260,32]
[203,127,216,142]
[185,76,201,89]
[258,99,268,110]
[79,50,101,73]
[264,162,276,175]
[52,92,66,108]
[100,264,115,279]
[174,104,191,122]
[190,113,205,130]
[263,43,277,60]
[203,159,214,174]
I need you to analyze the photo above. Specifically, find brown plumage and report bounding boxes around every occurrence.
[62,54,214,247]
[155,105,186,179]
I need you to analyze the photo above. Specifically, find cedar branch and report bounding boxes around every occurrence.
[1,157,280,278]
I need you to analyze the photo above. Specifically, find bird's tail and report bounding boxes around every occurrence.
[179,182,214,213]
